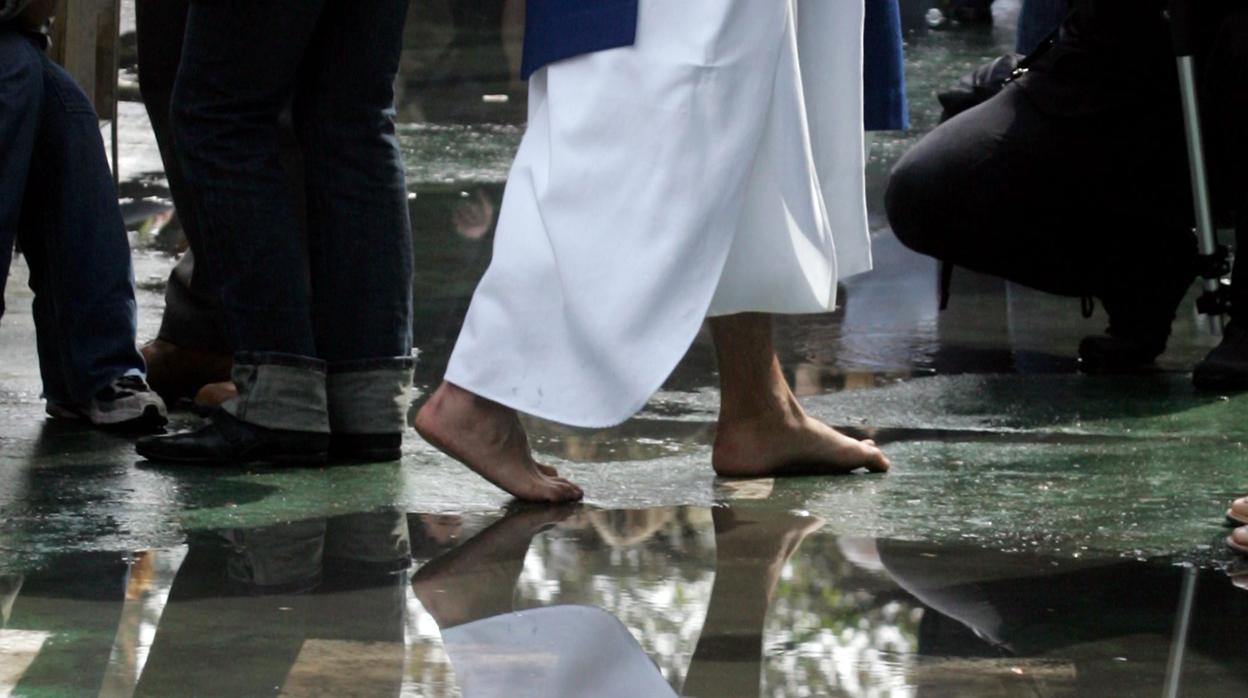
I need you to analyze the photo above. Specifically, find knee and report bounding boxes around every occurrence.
[885,147,950,257]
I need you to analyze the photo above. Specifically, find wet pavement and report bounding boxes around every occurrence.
[2,1,1248,695]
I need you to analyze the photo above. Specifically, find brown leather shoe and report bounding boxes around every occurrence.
[141,339,232,401]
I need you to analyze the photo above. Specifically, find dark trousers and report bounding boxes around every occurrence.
[170,0,414,363]
[885,82,1198,340]
[0,28,145,403]
[135,0,231,355]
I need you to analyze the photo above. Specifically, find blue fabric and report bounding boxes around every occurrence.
[521,0,638,79]
[864,0,909,131]
[0,28,145,403]
[1016,0,1069,54]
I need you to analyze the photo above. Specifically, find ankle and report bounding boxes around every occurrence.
[717,387,804,429]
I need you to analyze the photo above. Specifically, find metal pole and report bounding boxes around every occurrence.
[1176,56,1223,335]
[1162,563,1198,698]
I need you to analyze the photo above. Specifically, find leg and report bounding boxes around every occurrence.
[887,83,1194,367]
[135,0,234,400]
[169,0,322,357]
[138,0,337,463]
[20,55,156,415]
[135,0,231,358]
[709,313,889,477]
[1193,10,1248,390]
[414,384,583,502]
[292,0,415,460]
[0,30,43,325]
[682,507,824,697]
[294,0,413,364]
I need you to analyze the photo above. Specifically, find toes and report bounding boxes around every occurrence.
[864,446,891,473]
[544,477,584,502]
[537,463,559,477]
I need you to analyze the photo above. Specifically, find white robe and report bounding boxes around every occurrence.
[446,0,872,428]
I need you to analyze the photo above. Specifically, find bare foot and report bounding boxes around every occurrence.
[413,504,580,628]
[1228,496,1248,526]
[194,381,237,410]
[713,409,891,477]
[414,382,583,503]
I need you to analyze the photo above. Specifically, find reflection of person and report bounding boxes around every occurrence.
[136,0,417,466]
[877,540,1248,690]
[133,511,411,697]
[682,506,825,698]
[0,0,166,430]
[416,0,891,503]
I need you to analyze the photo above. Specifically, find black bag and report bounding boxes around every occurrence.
[934,23,1063,124]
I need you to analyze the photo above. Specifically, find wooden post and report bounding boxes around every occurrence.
[48,0,121,185]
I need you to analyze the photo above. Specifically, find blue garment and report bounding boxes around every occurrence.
[521,0,638,79]
[864,0,909,131]
[1016,0,1069,54]
[0,28,145,404]
[171,0,414,363]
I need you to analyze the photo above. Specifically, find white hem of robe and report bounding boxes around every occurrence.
[446,0,871,428]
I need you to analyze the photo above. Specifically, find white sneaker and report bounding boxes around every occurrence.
[46,375,168,431]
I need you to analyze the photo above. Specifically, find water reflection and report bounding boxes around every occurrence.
[0,493,1245,696]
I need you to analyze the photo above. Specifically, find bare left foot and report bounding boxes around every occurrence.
[713,402,890,478]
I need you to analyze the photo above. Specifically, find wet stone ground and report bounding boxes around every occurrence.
[2,1,1247,696]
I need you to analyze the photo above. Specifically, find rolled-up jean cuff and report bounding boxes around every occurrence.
[223,352,329,433]
[326,357,415,435]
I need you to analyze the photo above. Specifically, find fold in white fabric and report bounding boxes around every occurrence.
[447,0,871,427]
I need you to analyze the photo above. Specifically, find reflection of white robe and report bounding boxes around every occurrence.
[446,0,871,427]
[441,605,677,698]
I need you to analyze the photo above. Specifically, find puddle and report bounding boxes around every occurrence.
[1,504,1245,697]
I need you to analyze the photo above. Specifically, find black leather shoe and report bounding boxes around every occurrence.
[136,410,328,466]
[1194,323,1248,391]
[329,433,403,463]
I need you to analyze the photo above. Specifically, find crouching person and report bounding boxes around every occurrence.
[0,0,167,430]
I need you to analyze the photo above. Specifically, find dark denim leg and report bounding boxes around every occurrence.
[0,29,42,325]
[135,0,231,354]
[294,0,414,363]
[18,55,144,405]
[170,0,326,356]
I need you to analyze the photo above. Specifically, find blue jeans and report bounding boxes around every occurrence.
[171,0,414,364]
[0,27,145,404]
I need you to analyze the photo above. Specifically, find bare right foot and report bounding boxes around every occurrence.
[713,406,891,478]
[414,382,584,503]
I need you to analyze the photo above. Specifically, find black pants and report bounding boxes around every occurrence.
[886,81,1198,341]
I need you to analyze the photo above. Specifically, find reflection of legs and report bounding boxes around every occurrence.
[415,385,584,502]
[6,553,129,695]
[711,313,889,477]
[682,508,824,697]
[412,507,576,629]
[133,536,314,698]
